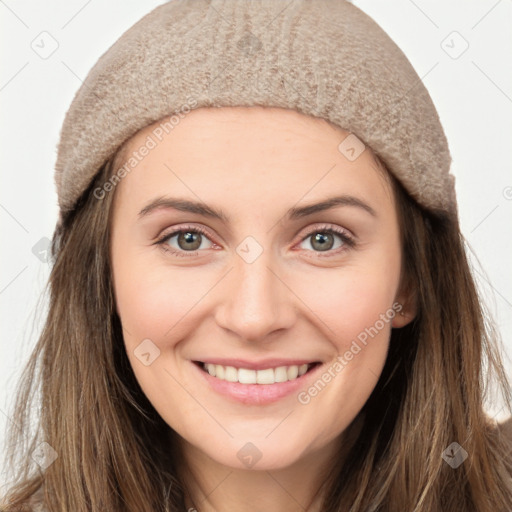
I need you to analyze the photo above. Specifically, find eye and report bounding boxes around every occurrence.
[154,223,356,258]
[296,224,355,256]
[154,225,216,257]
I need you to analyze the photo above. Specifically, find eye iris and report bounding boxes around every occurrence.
[171,230,342,253]
[311,232,334,251]
[178,231,202,251]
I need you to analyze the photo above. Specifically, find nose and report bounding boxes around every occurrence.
[214,249,297,342]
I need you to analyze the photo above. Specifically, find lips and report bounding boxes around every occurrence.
[192,359,323,405]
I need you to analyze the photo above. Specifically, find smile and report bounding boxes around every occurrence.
[198,361,319,384]
[191,358,323,405]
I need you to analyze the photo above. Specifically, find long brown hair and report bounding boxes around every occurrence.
[1,149,511,511]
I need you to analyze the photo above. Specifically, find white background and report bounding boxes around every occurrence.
[1,0,511,483]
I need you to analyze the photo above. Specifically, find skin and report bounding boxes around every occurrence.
[109,106,415,512]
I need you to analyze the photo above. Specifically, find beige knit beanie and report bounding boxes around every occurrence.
[54,0,457,220]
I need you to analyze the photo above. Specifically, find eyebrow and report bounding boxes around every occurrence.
[287,195,376,219]
[138,195,377,221]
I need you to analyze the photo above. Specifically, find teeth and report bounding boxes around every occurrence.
[238,368,256,384]
[202,363,311,384]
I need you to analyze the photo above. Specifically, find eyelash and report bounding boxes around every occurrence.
[154,223,356,259]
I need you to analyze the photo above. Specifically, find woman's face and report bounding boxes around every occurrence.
[110,106,413,471]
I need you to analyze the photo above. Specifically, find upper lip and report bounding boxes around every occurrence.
[193,358,320,370]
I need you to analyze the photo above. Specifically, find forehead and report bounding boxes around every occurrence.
[112,106,393,217]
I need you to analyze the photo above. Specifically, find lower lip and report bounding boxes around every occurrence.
[191,361,322,405]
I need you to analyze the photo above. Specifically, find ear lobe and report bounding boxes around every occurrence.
[391,288,417,328]
[391,306,416,328]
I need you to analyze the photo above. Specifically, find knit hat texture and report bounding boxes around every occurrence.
[55,0,457,218]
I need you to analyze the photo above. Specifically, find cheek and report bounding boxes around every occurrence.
[112,249,209,344]
[290,265,399,436]
[112,252,207,429]
[288,259,400,349]
[334,275,397,348]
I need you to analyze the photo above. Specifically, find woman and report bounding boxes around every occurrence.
[2,1,511,510]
